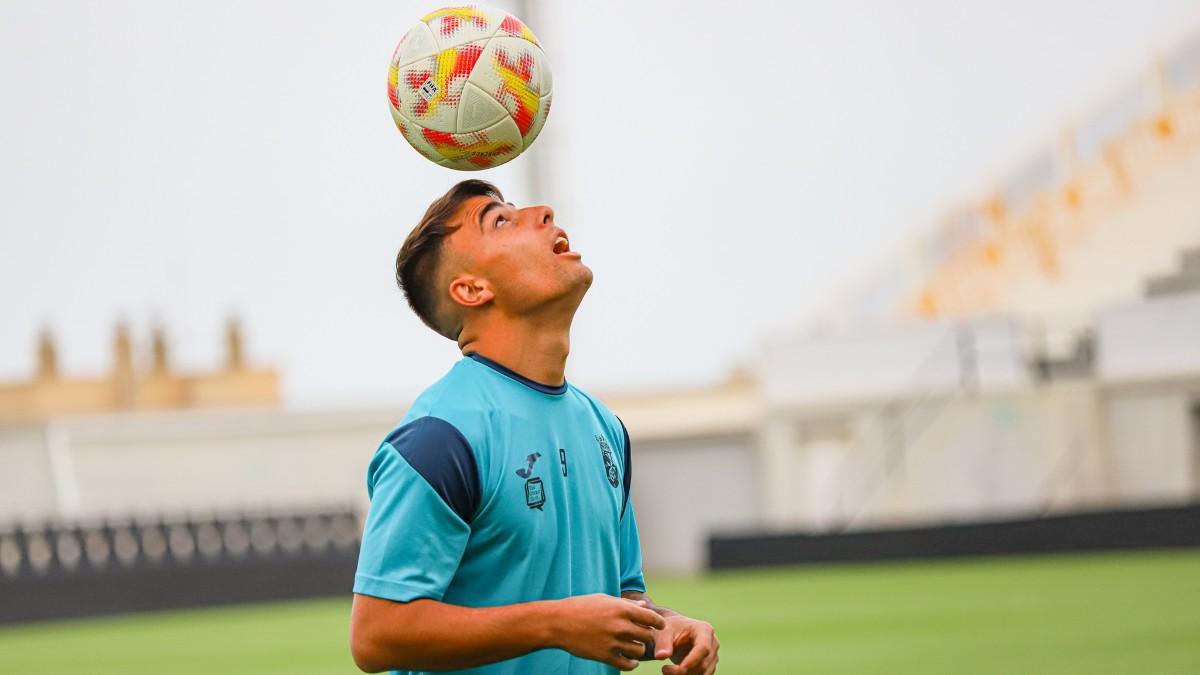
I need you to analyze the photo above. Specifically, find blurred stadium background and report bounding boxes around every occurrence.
[3,1,1200,673]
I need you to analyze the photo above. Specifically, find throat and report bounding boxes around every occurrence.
[458,321,571,388]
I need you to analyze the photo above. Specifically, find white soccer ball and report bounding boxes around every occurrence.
[387,5,553,171]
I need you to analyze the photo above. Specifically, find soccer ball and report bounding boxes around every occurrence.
[387,5,553,171]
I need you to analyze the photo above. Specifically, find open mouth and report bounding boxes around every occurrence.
[552,234,570,254]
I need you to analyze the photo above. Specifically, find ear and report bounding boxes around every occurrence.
[448,274,494,308]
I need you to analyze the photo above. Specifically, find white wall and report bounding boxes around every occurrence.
[1098,292,1200,381]
[0,407,400,523]
[757,316,1029,408]
[851,384,1114,527]
[1103,388,1198,502]
[630,436,759,574]
[4,339,1197,574]
[0,425,58,522]
[0,406,761,574]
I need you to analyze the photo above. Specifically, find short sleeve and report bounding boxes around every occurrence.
[619,501,647,594]
[617,418,646,593]
[353,417,479,602]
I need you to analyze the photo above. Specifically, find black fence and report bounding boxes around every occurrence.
[0,508,360,624]
[708,504,1200,570]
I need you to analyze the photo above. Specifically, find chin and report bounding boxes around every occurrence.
[577,264,594,288]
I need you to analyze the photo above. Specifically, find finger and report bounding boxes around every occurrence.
[704,639,720,674]
[615,622,657,646]
[616,639,645,659]
[676,641,711,672]
[670,660,708,675]
[626,604,667,630]
[654,629,675,660]
[606,650,640,672]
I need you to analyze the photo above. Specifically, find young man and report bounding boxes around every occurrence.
[350,180,720,675]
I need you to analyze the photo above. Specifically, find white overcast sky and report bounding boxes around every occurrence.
[2,0,1199,406]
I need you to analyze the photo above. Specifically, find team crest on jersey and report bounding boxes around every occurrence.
[596,435,620,488]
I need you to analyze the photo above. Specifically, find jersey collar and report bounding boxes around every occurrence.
[464,353,569,395]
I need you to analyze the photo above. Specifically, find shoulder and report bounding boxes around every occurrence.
[405,358,485,414]
[382,415,472,455]
[368,362,496,523]
[567,384,629,454]
[372,416,481,524]
[400,360,501,448]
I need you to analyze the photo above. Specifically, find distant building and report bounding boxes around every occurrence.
[0,320,279,423]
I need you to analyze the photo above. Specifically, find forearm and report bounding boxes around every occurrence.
[351,594,559,672]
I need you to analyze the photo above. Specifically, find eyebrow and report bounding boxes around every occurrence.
[477,200,514,232]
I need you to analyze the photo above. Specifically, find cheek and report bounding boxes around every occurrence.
[491,254,553,295]
[491,236,544,269]
[486,239,577,297]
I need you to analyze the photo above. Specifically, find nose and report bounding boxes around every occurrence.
[520,205,554,228]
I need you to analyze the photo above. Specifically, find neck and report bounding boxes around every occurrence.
[458,308,574,387]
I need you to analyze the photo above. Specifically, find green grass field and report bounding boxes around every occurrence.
[1,550,1197,674]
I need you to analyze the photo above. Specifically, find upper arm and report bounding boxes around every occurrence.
[350,593,442,672]
[351,592,428,632]
[353,416,479,603]
[350,593,399,672]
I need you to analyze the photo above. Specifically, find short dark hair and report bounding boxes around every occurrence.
[395,179,504,340]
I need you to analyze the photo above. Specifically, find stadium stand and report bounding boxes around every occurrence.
[1,31,1198,609]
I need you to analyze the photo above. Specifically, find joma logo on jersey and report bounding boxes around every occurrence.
[515,452,541,479]
[596,435,620,488]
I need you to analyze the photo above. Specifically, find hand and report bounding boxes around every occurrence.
[551,594,667,671]
[653,614,720,675]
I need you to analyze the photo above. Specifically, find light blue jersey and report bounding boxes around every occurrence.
[354,353,646,675]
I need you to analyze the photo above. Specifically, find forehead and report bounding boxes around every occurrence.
[452,194,497,231]
[444,194,496,256]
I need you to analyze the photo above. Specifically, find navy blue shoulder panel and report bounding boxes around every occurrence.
[618,417,632,516]
[384,416,481,524]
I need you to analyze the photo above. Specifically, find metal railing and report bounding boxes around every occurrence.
[0,506,360,580]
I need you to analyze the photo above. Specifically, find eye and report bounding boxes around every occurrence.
[494,214,509,228]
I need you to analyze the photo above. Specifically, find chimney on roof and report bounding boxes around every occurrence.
[113,322,135,406]
[151,325,170,376]
[225,318,245,371]
[36,328,58,380]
